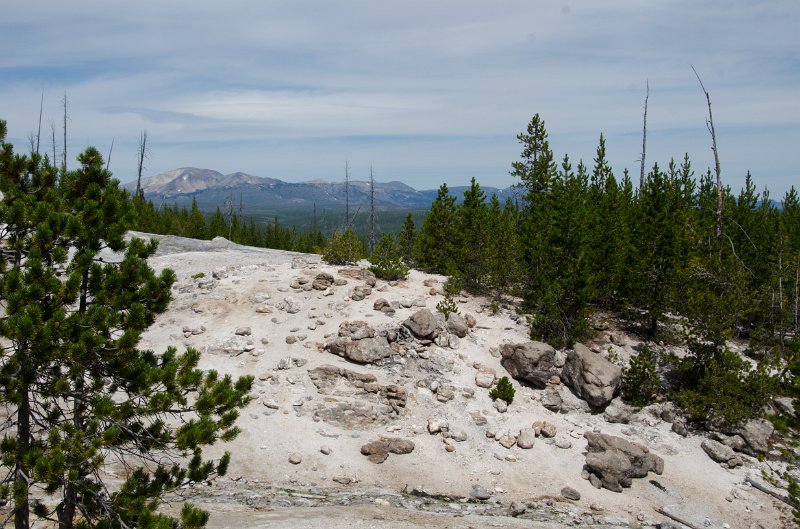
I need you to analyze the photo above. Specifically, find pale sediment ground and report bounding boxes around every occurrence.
[129,231,790,529]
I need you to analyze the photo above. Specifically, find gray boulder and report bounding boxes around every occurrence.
[325,335,393,364]
[561,344,622,409]
[360,437,415,463]
[737,418,774,455]
[499,341,560,389]
[445,313,469,338]
[404,309,439,339]
[701,439,743,468]
[583,432,663,493]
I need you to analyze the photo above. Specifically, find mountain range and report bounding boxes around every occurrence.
[125,167,519,211]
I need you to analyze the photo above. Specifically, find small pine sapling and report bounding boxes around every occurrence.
[490,376,515,404]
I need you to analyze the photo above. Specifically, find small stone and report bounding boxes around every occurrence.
[590,502,604,512]
[285,335,297,344]
[470,484,492,500]
[320,446,332,455]
[427,418,448,435]
[498,434,517,449]
[589,473,602,489]
[493,399,508,413]
[555,438,573,449]
[288,453,302,465]
[509,501,527,516]
[445,443,456,453]
[561,486,581,501]
[516,428,536,449]
[235,326,252,336]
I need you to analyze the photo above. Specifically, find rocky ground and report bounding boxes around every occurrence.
[131,231,794,529]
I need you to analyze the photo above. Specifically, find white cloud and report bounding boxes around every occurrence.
[1,0,798,194]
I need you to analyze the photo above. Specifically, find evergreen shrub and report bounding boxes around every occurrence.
[621,346,660,406]
[323,229,363,265]
[490,376,515,404]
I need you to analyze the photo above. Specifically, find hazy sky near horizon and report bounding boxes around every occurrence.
[1,1,798,195]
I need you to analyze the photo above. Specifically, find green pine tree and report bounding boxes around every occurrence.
[0,121,253,529]
[414,184,457,274]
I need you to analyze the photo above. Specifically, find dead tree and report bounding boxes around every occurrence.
[639,80,649,191]
[369,165,376,253]
[136,131,148,197]
[106,138,114,171]
[345,159,350,227]
[36,91,44,156]
[50,120,57,164]
[61,92,68,173]
[692,66,723,242]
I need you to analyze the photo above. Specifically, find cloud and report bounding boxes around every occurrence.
[1,0,798,194]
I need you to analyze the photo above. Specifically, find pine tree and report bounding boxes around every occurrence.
[0,121,252,529]
[188,197,208,239]
[397,213,416,265]
[454,177,489,293]
[414,184,457,274]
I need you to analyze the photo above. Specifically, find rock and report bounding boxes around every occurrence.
[427,418,449,435]
[475,366,497,388]
[701,439,743,467]
[533,420,557,438]
[320,446,332,455]
[464,313,477,328]
[338,320,376,340]
[212,267,228,279]
[325,335,393,364]
[671,417,688,437]
[509,501,527,516]
[403,309,439,339]
[234,326,252,336]
[555,437,573,449]
[604,398,638,424]
[470,484,492,500]
[285,335,297,344]
[499,341,560,389]
[373,298,391,311]
[493,399,508,413]
[288,453,302,465]
[360,437,415,464]
[583,432,664,493]
[350,285,373,301]
[498,433,517,449]
[338,268,377,287]
[561,344,622,409]
[445,313,469,338]
[561,486,581,501]
[312,272,334,290]
[737,418,774,455]
[541,386,563,412]
[517,428,536,449]
[448,429,468,442]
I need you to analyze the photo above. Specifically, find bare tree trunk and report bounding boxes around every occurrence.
[692,66,723,243]
[35,91,44,156]
[795,256,799,334]
[15,370,31,529]
[369,165,376,253]
[136,131,148,197]
[62,92,68,174]
[639,80,649,191]
[345,160,350,228]
[106,137,114,171]
[50,120,57,164]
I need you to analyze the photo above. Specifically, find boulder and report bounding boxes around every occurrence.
[338,268,377,287]
[517,428,536,449]
[312,272,334,290]
[603,399,638,424]
[499,341,560,389]
[737,418,774,455]
[325,335,393,364]
[445,313,469,338]
[701,439,743,468]
[474,366,497,389]
[360,437,415,464]
[583,432,663,493]
[338,320,375,340]
[561,486,581,501]
[561,344,622,409]
[404,309,439,339]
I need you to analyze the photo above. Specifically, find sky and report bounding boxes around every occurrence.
[1,1,798,195]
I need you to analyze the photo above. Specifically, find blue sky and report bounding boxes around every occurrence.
[1,1,798,195]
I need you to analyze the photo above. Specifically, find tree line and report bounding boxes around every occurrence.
[406,114,799,428]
